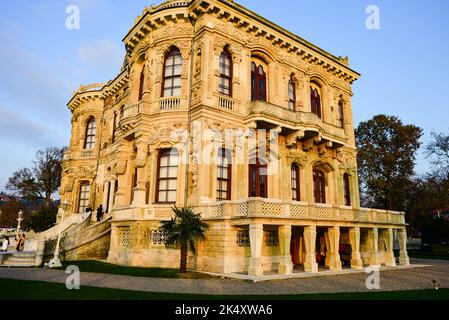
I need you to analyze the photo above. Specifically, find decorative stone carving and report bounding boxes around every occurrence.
[135,145,148,168]
[116,158,128,175]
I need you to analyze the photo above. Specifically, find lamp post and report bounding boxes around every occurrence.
[47,201,69,268]
[16,210,23,238]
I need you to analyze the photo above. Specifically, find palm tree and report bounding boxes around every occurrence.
[160,206,209,273]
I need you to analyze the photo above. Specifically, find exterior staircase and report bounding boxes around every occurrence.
[1,213,112,267]
[0,251,37,267]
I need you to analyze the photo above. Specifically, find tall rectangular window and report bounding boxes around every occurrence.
[251,62,266,101]
[338,100,345,128]
[78,183,90,213]
[291,164,300,201]
[84,117,96,149]
[343,173,351,206]
[162,49,182,97]
[217,148,232,200]
[248,158,268,198]
[313,169,326,204]
[288,80,296,111]
[219,50,232,96]
[156,149,178,203]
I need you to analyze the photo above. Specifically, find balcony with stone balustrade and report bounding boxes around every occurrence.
[194,198,406,227]
[247,100,348,147]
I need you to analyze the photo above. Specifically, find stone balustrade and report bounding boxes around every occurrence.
[79,149,94,158]
[248,100,346,142]
[122,103,140,118]
[216,94,237,111]
[196,198,405,225]
[157,96,182,111]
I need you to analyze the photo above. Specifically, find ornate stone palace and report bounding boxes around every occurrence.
[59,0,410,275]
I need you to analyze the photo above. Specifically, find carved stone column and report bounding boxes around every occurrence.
[368,228,381,266]
[303,225,318,273]
[108,179,116,212]
[102,181,110,212]
[248,224,264,276]
[398,228,410,265]
[383,228,396,266]
[132,140,148,206]
[349,227,363,269]
[327,226,342,270]
[278,225,293,275]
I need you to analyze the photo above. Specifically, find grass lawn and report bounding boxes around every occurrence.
[55,260,213,279]
[409,252,449,261]
[0,278,448,300]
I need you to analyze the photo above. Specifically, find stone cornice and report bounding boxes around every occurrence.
[122,0,359,84]
[67,71,129,112]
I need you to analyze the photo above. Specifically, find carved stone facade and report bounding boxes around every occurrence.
[59,0,409,275]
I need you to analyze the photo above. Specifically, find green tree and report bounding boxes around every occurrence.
[426,131,449,174]
[28,203,58,232]
[0,200,29,229]
[160,206,209,273]
[355,115,423,211]
[6,147,66,206]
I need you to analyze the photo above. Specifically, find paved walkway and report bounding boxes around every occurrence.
[0,258,448,295]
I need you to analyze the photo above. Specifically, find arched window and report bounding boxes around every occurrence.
[343,173,351,206]
[138,64,145,101]
[84,117,96,149]
[338,99,345,128]
[217,148,232,200]
[288,78,296,111]
[291,164,300,201]
[78,182,90,213]
[162,48,182,97]
[219,49,232,96]
[156,149,178,203]
[251,62,267,101]
[248,157,268,198]
[112,112,117,143]
[310,86,322,118]
[313,169,326,203]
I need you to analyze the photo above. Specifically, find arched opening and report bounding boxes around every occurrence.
[216,148,232,200]
[162,48,182,97]
[288,75,296,111]
[343,173,351,206]
[310,82,322,118]
[78,182,90,213]
[219,47,232,96]
[338,98,345,128]
[313,169,326,203]
[291,163,300,201]
[138,64,145,101]
[84,117,96,149]
[156,148,178,203]
[248,157,268,198]
[251,62,267,101]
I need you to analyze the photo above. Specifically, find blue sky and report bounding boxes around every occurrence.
[0,0,448,192]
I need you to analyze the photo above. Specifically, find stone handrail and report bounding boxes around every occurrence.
[79,149,94,158]
[157,97,182,111]
[122,103,140,118]
[215,94,238,112]
[197,199,405,225]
